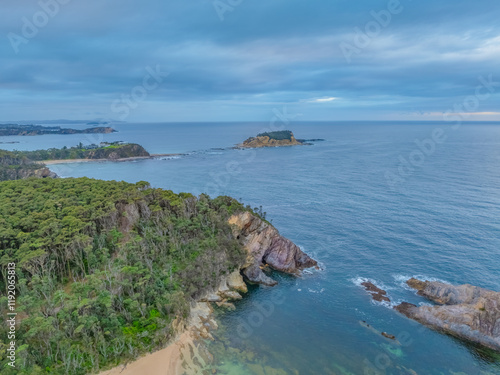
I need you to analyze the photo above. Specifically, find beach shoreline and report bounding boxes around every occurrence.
[98,301,217,375]
[97,331,192,375]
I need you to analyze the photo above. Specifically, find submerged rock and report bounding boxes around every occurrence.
[228,211,317,285]
[381,332,396,340]
[359,320,400,344]
[395,278,500,352]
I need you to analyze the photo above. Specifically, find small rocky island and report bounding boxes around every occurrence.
[0,124,116,136]
[394,278,500,352]
[238,130,307,148]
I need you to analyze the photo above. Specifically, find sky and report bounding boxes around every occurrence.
[1,0,499,122]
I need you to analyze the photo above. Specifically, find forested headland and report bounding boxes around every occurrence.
[0,143,150,181]
[10,143,150,162]
[0,177,253,374]
[0,150,53,181]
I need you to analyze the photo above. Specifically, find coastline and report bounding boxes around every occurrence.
[37,153,182,165]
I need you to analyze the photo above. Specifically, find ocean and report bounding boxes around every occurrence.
[4,121,500,374]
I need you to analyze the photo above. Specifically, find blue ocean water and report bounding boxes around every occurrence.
[4,122,500,374]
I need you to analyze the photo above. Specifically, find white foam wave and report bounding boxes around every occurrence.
[351,277,394,291]
[307,288,325,294]
[155,156,181,161]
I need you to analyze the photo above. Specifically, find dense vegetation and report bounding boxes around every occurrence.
[0,150,48,181]
[0,125,115,136]
[0,178,249,374]
[10,143,149,161]
[256,130,294,141]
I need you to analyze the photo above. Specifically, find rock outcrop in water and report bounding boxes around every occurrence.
[361,281,391,302]
[228,211,318,286]
[394,278,500,351]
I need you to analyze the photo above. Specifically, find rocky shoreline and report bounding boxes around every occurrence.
[395,278,500,352]
[360,277,500,353]
[229,211,318,286]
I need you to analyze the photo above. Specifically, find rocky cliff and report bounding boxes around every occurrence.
[395,278,500,351]
[0,149,57,181]
[238,130,304,148]
[229,211,317,286]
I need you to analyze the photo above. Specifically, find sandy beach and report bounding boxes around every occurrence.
[98,332,192,375]
[98,302,215,375]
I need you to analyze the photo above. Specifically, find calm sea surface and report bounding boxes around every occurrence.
[3,122,500,374]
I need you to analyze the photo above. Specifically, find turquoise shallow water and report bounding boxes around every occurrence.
[4,122,500,374]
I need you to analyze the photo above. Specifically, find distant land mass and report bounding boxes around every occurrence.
[238,130,324,148]
[86,121,110,125]
[26,142,151,162]
[0,142,150,181]
[7,119,124,125]
[0,124,116,136]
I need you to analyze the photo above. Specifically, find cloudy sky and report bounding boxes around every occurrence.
[1,0,499,122]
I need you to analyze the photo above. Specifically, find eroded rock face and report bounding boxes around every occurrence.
[228,211,317,285]
[227,269,249,293]
[395,279,500,351]
[199,270,247,303]
[241,264,277,287]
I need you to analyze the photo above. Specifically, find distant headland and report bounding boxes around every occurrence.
[237,130,324,148]
[0,124,116,136]
[0,142,180,181]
